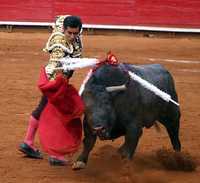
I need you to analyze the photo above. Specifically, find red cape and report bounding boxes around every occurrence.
[38,67,84,156]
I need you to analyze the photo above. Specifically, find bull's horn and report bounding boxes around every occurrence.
[106,84,126,92]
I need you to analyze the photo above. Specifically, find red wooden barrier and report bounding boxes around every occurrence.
[0,0,200,28]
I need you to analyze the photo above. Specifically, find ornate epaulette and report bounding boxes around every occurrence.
[53,15,70,32]
[43,31,73,61]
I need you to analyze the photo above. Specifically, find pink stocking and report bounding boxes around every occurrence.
[24,115,39,150]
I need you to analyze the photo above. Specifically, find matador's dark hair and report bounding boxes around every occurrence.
[63,16,82,31]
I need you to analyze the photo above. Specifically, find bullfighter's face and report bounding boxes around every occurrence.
[64,27,80,43]
[83,86,116,140]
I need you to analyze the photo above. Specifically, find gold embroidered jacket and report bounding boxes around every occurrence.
[43,15,83,79]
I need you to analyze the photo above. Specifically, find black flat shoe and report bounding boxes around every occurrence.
[48,157,67,166]
[19,142,43,159]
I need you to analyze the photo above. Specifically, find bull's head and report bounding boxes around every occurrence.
[82,82,126,140]
[82,64,129,140]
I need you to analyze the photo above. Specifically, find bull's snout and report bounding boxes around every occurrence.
[92,126,110,140]
[93,126,104,131]
[92,126,105,135]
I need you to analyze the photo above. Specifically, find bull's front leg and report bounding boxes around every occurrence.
[118,123,142,159]
[72,119,97,170]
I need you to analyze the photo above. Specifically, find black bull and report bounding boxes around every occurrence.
[73,63,181,169]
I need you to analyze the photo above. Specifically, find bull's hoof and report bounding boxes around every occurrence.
[72,161,86,170]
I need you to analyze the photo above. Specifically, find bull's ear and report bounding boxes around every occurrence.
[106,84,126,92]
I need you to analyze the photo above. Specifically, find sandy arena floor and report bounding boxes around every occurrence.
[0,29,200,183]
